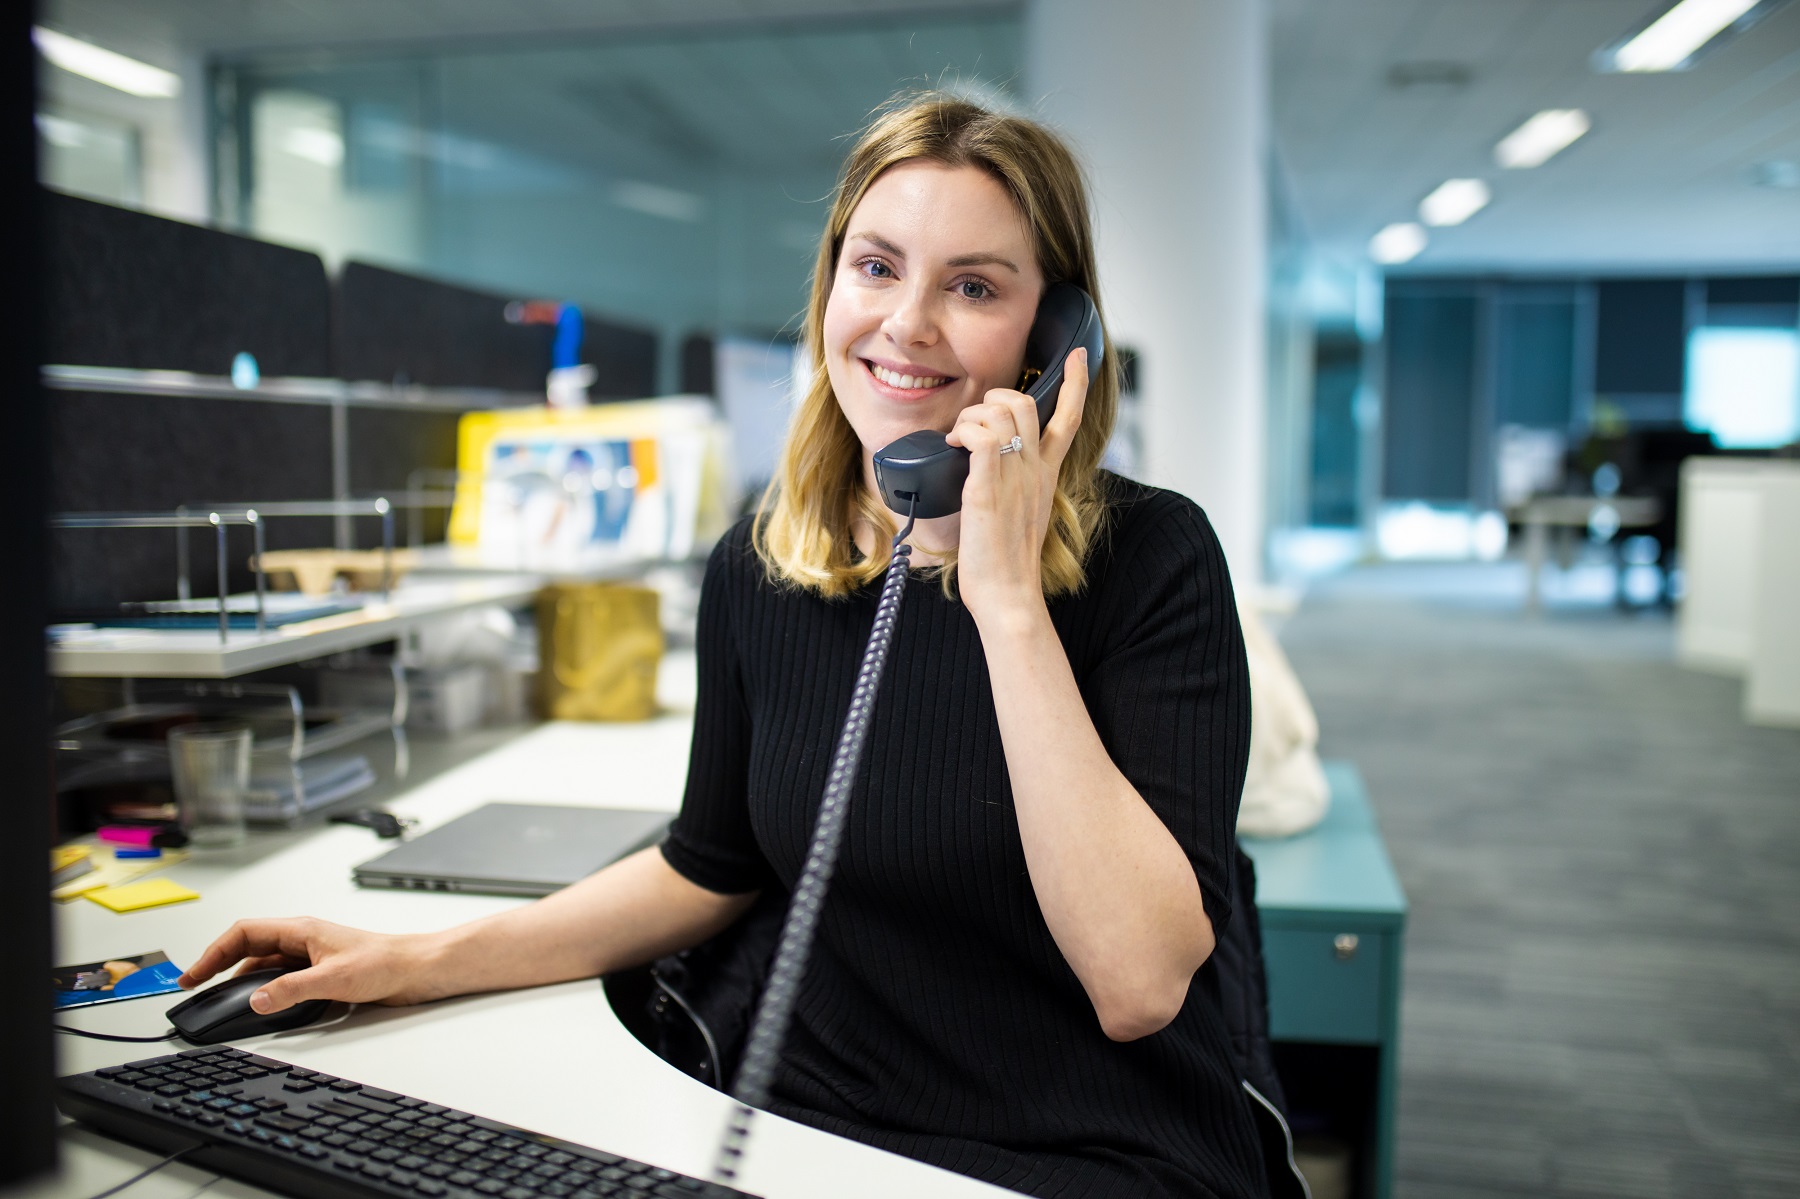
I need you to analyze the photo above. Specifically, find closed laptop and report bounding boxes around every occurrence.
[353,802,671,897]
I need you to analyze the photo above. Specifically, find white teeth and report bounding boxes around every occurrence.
[870,363,947,390]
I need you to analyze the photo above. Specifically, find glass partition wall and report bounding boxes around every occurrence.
[212,17,1023,392]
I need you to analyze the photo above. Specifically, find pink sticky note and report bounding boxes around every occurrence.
[97,826,157,848]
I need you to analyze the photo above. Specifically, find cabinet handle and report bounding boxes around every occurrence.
[1333,933,1359,960]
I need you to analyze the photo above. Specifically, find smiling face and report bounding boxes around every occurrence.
[822,160,1046,465]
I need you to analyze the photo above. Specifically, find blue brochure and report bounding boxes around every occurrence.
[54,949,184,1009]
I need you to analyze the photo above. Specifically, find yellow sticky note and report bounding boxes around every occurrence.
[85,878,201,913]
[52,844,92,872]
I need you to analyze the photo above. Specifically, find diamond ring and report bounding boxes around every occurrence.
[999,435,1024,456]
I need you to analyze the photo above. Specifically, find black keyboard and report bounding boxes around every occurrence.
[58,1046,757,1199]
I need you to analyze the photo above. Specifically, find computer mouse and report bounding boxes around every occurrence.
[166,966,332,1046]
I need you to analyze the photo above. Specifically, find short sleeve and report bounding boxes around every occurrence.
[1077,495,1250,931]
[660,525,775,895]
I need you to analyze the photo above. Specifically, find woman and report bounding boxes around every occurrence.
[180,94,1268,1199]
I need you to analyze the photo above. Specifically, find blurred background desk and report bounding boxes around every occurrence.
[1244,763,1407,1199]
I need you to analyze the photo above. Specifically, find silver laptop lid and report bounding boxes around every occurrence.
[353,803,671,897]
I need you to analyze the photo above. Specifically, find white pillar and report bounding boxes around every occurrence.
[1025,0,1268,589]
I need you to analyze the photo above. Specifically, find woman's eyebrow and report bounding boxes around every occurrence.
[944,251,1019,273]
[847,231,905,259]
[846,232,1020,274]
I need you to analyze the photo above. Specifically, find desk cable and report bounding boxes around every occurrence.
[55,1026,180,1044]
[60,1140,198,1199]
[712,497,917,1186]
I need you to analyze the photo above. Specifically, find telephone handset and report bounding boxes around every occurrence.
[871,282,1106,519]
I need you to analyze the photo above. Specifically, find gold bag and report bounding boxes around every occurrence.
[536,583,664,721]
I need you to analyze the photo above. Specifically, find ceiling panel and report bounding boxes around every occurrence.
[1272,0,1800,272]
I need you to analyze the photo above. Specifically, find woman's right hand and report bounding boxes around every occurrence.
[178,918,452,1015]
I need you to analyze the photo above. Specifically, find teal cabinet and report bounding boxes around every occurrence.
[1245,762,1407,1199]
[1260,926,1388,1045]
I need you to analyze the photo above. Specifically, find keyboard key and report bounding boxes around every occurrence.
[503,1187,538,1199]
[395,1097,425,1108]
[187,1091,215,1104]
[389,1173,418,1189]
[254,1099,287,1112]
[328,1080,361,1092]
[347,1140,377,1155]
[194,1115,224,1128]
[152,1101,176,1113]
[299,1145,330,1160]
[422,1164,455,1179]
[397,1155,429,1170]
[96,1067,127,1079]
[223,1121,253,1137]
[244,1056,283,1070]
[248,1129,276,1145]
[544,1153,575,1167]
[323,1133,352,1148]
[360,1164,392,1180]
[228,1104,259,1118]
[333,1158,362,1172]
[448,1172,482,1186]
[282,1081,317,1093]
[415,1182,447,1197]
[361,1088,401,1102]
[270,1136,301,1153]
[373,1148,403,1163]
[475,1181,507,1195]
[256,1115,309,1133]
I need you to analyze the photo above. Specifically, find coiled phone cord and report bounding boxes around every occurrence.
[712,499,918,1185]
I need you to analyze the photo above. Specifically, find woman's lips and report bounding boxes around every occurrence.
[861,358,955,401]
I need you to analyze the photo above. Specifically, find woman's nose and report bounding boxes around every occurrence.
[880,281,939,347]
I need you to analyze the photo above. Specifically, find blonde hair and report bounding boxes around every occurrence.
[752,91,1118,599]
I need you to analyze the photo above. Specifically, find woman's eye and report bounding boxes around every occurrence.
[956,279,993,301]
[859,259,893,279]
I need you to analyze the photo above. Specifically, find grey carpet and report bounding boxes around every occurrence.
[1275,563,1800,1199]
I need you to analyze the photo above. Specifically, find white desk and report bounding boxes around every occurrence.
[23,653,1010,1199]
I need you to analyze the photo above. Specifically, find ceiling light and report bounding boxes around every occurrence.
[1494,109,1591,169]
[1599,0,1765,72]
[1370,223,1428,265]
[1419,179,1491,227]
[32,27,180,98]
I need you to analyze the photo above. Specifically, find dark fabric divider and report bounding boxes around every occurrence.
[334,261,658,397]
[42,189,333,377]
[50,391,334,611]
[335,262,552,391]
[347,407,464,546]
[587,318,659,399]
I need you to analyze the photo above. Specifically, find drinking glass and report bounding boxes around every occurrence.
[168,723,251,849]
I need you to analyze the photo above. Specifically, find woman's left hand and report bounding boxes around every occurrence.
[945,346,1089,627]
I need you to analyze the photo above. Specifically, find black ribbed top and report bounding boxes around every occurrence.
[662,473,1266,1199]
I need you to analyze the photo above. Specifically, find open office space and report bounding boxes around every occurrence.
[6,3,1799,1199]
